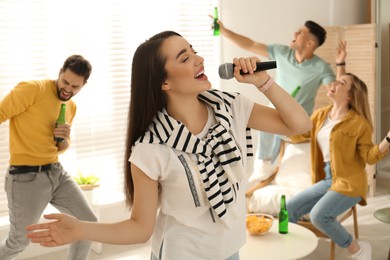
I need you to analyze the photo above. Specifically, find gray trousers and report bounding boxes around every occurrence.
[0,163,98,260]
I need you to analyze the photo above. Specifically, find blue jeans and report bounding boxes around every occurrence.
[151,251,239,260]
[0,163,97,260]
[257,132,281,163]
[286,162,361,248]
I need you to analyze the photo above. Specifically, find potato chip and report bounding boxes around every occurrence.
[246,214,273,235]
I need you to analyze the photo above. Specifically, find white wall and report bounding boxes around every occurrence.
[331,0,368,26]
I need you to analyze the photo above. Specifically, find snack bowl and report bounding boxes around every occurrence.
[246,213,274,235]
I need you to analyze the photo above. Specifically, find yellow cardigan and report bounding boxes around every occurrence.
[0,80,76,165]
[291,105,388,206]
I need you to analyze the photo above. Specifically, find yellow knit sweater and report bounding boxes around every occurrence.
[0,80,76,165]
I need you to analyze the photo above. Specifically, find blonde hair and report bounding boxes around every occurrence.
[346,73,373,130]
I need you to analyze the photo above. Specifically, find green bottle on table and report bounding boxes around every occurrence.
[213,7,220,36]
[279,194,289,234]
[54,103,66,142]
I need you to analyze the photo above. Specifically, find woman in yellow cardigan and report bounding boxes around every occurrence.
[287,41,390,260]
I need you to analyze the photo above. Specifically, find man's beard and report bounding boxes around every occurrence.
[57,88,73,101]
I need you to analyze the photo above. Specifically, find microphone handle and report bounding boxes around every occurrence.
[239,61,277,75]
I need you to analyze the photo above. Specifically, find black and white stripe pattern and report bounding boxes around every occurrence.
[135,89,253,220]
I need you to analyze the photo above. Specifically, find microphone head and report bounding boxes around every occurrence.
[218,63,234,80]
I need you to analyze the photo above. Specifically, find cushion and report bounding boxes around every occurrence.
[247,185,302,216]
[247,142,313,216]
[274,142,312,189]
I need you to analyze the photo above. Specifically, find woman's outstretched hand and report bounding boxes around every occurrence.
[336,40,347,64]
[26,213,82,247]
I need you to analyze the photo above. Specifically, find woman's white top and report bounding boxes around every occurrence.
[130,93,254,259]
[317,114,341,162]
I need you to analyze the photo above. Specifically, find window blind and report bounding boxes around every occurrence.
[0,0,220,213]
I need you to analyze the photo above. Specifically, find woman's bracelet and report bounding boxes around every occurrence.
[257,77,274,93]
[385,136,390,144]
[336,62,346,67]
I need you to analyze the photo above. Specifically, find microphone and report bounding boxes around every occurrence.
[218,61,277,80]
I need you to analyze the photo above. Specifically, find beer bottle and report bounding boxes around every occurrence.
[279,194,289,234]
[291,85,301,98]
[54,103,66,142]
[213,7,220,36]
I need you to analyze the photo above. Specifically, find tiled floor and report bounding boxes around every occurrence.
[22,158,390,260]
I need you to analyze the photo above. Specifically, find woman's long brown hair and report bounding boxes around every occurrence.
[346,73,373,130]
[123,31,182,207]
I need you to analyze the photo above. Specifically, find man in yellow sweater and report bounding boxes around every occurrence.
[0,55,97,259]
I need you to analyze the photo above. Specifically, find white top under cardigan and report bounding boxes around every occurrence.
[317,115,341,162]
[130,92,254,260]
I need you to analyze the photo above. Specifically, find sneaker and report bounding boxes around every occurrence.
[350,240,372,260]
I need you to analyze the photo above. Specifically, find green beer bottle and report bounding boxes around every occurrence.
[54,103,66,142]
[291,86,301,98]
[213,7,220,36]
[278,194,289,234]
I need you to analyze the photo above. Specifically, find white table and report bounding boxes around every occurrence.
[240,222,318,260]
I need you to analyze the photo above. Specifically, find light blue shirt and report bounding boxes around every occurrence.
[267,44,335,115]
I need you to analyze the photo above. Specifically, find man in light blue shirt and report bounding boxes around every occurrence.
[219,20,335,178]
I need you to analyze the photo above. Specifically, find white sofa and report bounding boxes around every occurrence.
[247,141,312,216]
